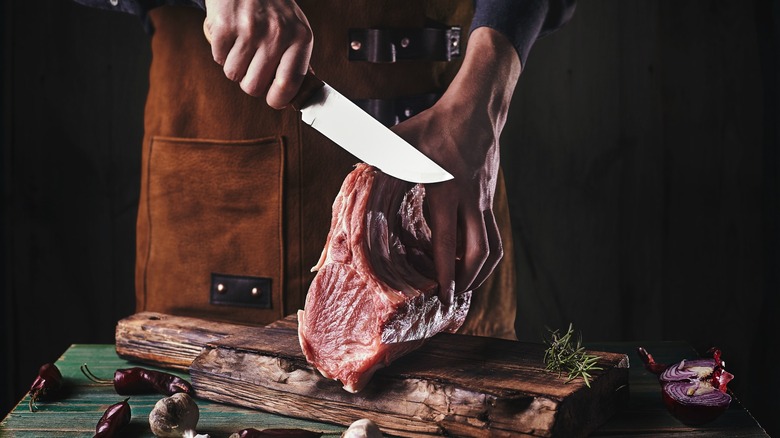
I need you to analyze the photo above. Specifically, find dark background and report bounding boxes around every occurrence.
[2,0,778,435]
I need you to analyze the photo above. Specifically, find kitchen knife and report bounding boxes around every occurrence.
[290,69,453,184]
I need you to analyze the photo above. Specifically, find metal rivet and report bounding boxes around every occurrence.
[109,0,119,5]
[350,40,362,51]
[251,287,259,296]
[400,37,410,48]
[451,37,459,47]
[404,108,413,117]
[216,283,226,293]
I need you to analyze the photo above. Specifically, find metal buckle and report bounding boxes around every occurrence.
[348,25,461,63]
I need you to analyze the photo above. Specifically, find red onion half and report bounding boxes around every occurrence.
[637,347,734,425]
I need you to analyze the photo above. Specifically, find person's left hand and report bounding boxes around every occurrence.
[391,27,522,305]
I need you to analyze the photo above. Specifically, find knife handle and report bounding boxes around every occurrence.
[289,67,325,111]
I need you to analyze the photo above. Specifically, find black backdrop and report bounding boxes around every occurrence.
[2,1,778,435]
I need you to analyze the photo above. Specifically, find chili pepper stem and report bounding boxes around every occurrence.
[80,364,113,384]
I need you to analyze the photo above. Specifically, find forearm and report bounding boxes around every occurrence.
[443,27,521,137]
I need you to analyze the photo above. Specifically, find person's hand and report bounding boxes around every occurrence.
[391,27,522,305]
[203,0,313,109]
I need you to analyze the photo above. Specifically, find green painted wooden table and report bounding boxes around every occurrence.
[0,344,345,437]
[0,342,769,437]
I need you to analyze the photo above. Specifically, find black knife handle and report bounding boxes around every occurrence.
[289,67,325,111]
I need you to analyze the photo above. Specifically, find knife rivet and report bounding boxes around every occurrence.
[350,40,362,51]
[451,37,459,47]
[400,37,410,48]
[109,0,119,5]
[216,283,226,293]
[404,107,413,117]
[251,287,259,296]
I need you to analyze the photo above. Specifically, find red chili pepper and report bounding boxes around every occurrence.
[81,364,193,396]
[28,363,63,412]
[234,428,323,438]
[94,398,131,438]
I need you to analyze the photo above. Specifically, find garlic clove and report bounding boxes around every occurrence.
[342,419,383,438]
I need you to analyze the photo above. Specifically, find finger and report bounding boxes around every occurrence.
[266,37,311,108]
[240,47,279,97]
[222,36,257,83]
[203,18,234,66]
[455,207,490,293]
[427,184,458,306]
[468,209,503,291]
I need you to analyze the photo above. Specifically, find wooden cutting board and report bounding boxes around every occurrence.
[116,312,629,437]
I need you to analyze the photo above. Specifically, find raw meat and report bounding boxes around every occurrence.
[298,163,471,393]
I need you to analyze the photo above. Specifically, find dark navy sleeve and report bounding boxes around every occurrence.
[72,0,205,20]
[470,0,576,66]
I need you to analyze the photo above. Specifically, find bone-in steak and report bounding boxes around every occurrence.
[298,164,471,392]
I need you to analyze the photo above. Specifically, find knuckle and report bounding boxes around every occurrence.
[237,16,259,39]
[491,243,504,265]
[205,16,229,39]
[273,76,298,95]
[293,22,313,43]
[493,236,504,261]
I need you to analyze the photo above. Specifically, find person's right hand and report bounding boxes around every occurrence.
[203,0,313,109]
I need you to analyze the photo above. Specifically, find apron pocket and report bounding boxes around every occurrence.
[142,135,285,324]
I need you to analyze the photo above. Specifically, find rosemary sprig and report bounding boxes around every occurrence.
[543,323,603,387]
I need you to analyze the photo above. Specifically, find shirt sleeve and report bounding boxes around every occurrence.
[71,0,205,20]
[470,0,576,67]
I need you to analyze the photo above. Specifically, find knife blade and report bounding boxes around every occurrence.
[290,70,453,184]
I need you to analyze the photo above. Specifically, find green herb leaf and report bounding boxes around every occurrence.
[543,323,603,387]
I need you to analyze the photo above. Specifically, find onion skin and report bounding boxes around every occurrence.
[661,384,730,426]
[637,347,733,426]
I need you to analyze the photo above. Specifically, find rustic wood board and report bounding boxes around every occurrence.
[116,312,629,437]
[115,312,249,370]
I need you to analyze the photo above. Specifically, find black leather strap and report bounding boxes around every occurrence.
[355,93,441,127]
[210,273,272,309]
[348,25,461,63]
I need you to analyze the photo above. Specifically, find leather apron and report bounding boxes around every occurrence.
[139,1,517,339]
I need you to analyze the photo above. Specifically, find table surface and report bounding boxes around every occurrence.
[0,342,769,437]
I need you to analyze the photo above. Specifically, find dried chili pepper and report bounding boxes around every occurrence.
[94,398,131,438]
[230,428,323,438]
[28,363,63,412]
[81,364,193,396]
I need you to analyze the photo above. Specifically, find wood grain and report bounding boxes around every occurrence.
[116,312,629,437]
[115,312,255,370]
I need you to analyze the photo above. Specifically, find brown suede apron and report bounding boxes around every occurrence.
[139,1,517,339]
